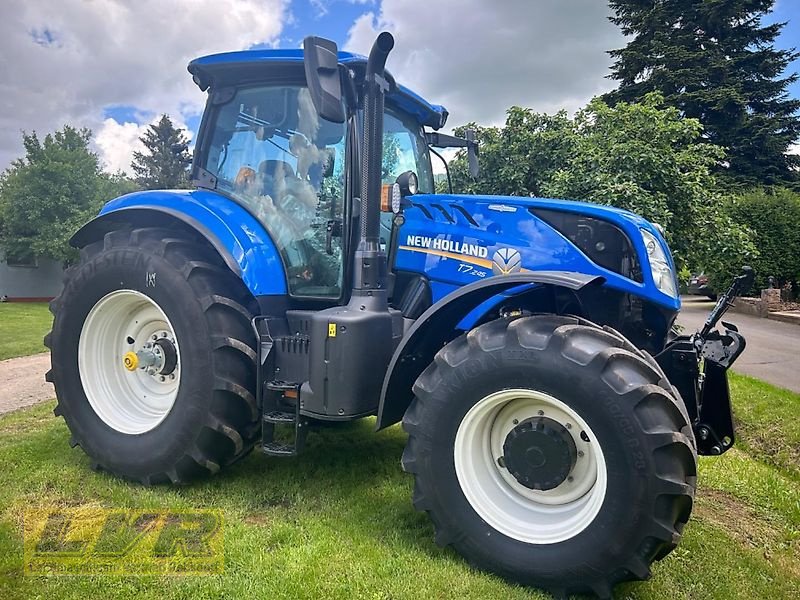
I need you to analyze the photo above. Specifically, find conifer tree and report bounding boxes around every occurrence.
[605,0,800,187]
[131,114,191,189]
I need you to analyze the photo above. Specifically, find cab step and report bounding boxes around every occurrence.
[263,411,296,424]
[261,381,307,457]
[261,442,297,457]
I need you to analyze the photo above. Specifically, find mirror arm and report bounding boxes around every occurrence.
[429,146,452,194]
[425,130,480,179]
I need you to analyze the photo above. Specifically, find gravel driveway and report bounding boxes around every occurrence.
[0,353,53,415]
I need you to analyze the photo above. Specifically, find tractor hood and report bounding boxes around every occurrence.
[393,193,679,311]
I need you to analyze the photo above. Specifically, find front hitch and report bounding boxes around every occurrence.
[656,267,754,456]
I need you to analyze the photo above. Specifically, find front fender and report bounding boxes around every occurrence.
[71,189,286,296]
[375,271,604,430]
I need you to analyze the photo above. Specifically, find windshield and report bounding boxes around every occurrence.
[203,85,347,298]
[382,109,434,193]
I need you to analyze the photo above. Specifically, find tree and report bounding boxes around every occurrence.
[131,114,191,189]
[448,108,577,197]
[725,187,800,292]
[605,0,800,188]
[544,94,755,282]
[0,126,137,263]
[447,94,755,281]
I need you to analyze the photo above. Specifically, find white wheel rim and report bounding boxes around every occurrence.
[454,389,607,544]
[78,290,181,434]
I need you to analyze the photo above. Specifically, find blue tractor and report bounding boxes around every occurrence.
[46,33,753,597]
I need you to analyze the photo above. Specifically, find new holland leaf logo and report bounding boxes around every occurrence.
[492,248,522,275]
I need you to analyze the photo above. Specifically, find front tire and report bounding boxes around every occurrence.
[46,227,259,484]
[402,315,697,598]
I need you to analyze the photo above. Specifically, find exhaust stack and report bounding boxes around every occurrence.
[353,31,394,296]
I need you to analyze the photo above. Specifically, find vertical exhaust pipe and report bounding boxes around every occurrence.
[353,32,394,298]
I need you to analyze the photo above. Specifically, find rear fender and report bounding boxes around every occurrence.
[70,190,286,296]
[375,271,604,429]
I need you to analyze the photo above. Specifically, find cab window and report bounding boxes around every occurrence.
[382,110,434,193]
[204,85,347,298]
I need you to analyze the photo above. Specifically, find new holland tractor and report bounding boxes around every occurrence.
[46,32,753,597]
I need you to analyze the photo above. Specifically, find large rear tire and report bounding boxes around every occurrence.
[45,227,259,484]
[402,315,697,598]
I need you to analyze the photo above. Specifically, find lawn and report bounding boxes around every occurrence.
[0,374,797,599]
[0,303,52,361]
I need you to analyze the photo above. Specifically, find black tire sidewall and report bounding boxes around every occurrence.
[51,244,216,478]
[418,339,659,584]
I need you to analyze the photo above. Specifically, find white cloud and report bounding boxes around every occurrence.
[94,115,194,176]
[344,0,623,129]
[0,0,288,172]
[94,120,149,175]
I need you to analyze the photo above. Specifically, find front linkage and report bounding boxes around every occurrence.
[656,267,755,455]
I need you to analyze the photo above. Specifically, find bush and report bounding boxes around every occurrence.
[726,188,800,294]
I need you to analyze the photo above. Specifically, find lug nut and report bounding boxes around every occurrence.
[537,410,544,416]
[159,376,165,382]
[578,450,584,458]
[512,418,519,425]
[565,422,572,430]
[497,456,506,468]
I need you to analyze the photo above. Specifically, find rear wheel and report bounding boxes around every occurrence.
[46,227,259,484]
[402,315,697,598]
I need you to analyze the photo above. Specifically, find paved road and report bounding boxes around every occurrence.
[0,352,53,415]
[677,296,800,393]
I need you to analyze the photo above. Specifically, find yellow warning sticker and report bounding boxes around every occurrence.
[328,323,337,337]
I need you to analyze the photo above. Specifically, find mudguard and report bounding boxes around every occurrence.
[70,189,287,296]
[375,271,604,430]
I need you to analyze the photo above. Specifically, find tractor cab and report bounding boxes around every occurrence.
[187,46,442,302]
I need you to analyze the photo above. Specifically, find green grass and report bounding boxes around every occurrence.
[0,375,797,599]
[0,303,52,360]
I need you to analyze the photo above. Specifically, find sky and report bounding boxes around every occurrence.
[1,0,799,175]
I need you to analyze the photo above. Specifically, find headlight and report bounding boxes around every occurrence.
[396,170,418,196]
[641,228,678,298]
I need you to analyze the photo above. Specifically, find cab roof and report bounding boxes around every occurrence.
[188,49,448,130]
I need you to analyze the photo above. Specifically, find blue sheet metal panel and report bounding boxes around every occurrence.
[99,189,286,296]
[396,193,681,312]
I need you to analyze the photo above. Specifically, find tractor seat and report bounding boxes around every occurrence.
[258,159,295,180]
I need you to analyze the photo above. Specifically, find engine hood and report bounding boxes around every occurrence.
[392,193,679,311]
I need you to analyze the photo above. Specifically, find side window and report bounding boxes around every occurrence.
[205,86,347,298]
[382,111,434,193]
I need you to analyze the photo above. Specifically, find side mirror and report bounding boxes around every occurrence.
[424,129,480,179]
[303,36,346,124]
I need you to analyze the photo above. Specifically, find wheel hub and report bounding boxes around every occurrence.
[503,417,577,491]
[79,290,181,434]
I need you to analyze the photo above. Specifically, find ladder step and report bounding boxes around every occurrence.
[262,442,297,457]
[263,411,296,424]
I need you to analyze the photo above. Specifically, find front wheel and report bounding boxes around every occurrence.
[402,315,697,598]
